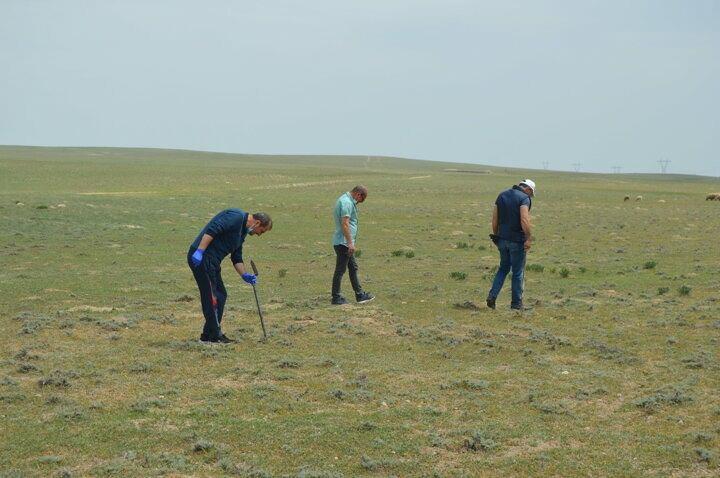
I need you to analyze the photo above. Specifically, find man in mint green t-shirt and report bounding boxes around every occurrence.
[331,185,374,305]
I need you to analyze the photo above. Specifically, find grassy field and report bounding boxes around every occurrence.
[1,145,719,477]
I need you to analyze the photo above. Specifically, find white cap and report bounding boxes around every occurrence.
[519,179,536,195]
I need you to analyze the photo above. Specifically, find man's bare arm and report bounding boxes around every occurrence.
[491,205,499,235]
[341,216,355,254]
[197,234,214,250]
[233,262,247,276]
[520,205,532,250]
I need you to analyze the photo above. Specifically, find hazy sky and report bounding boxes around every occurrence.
[1,1,718,175]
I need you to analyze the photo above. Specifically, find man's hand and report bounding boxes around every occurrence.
[190,248,205,267]
[524,240,531,251]
[241,273,257,285]
[347,242,356,255]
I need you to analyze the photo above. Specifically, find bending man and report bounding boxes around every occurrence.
[487,179,535,310]
[187,209,272,343]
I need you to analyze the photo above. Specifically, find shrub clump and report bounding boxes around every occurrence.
[192,439,215,452]
[457,379,489,391]
[130,398,168,413]
[449,271,467,280]
[681,352,710,369]
[695,448,713,463]
[559,267,570,278]
[297,468,343,478]
[634,385,693,411]
[360,455,395,471]
[218,458,271,477]
[463,430,498,452]
[38,370,76,388]
[526,264,544,272]
[643,260,657,269]
[529,330,571,347]
[276,359,301,369]
[678,285,691,296]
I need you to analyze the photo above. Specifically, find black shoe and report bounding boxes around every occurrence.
[200,334,232,344]
[331,296,349,305]
[510,302,524,311]
[356,292,375,304]
[486,297,496,310]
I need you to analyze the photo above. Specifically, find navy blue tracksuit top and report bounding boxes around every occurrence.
[190,208,249,265]
[495,186,532,243]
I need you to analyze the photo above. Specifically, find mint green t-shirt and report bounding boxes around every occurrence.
[332,192,358,246]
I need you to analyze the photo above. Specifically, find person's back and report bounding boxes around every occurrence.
[190,208,248,264]
[495,186,531,243]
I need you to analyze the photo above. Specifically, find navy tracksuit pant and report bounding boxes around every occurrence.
[187,249,227,339]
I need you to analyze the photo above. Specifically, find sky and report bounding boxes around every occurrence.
[1,0,718,176]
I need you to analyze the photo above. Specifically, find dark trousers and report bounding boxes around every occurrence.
[187,249,227,339]
[332,244,363,298]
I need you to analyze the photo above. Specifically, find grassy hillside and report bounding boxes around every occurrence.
[1,146,718,477]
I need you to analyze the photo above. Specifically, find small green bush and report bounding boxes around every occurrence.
[405,250,415,258]
[449,271,467,280]
[463,430,498,452]
[526,264,544,273]
[559,267,570,278]
[360,455,395,471]
[192,439,214,452]
[644,260,657,269]
[37,455,63,464]
[658,286,670,295]
[276,359,300,368]
[679,285,691,296]
[456,241,469,249]
[391,250,404,257]
[278,268,288,278]
[695,448,713,463]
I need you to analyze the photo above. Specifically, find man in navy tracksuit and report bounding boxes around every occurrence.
[487,179,536,310]
[187,209,272,343]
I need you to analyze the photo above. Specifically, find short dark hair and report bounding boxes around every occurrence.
[253,212,272,230]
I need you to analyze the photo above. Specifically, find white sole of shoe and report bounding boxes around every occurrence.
[357,297,375,304]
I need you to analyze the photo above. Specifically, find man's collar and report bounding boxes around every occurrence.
[346,192,357,205]
[241,212,250,236]
[512,184,528,196]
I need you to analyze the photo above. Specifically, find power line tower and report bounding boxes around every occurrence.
[612,166,622,174]
[657,159,671,174]
[572,162,581,172]
[542,161,549,170]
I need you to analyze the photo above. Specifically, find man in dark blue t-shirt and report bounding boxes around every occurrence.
[487,179,535,310]
[187,209,272,343]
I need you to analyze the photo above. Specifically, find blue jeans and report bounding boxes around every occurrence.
[488,239,526,307]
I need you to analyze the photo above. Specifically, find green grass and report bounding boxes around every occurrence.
[1,145,719,476]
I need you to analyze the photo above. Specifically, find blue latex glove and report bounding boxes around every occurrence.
[241,273,257,285]
[190,248,205,267]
